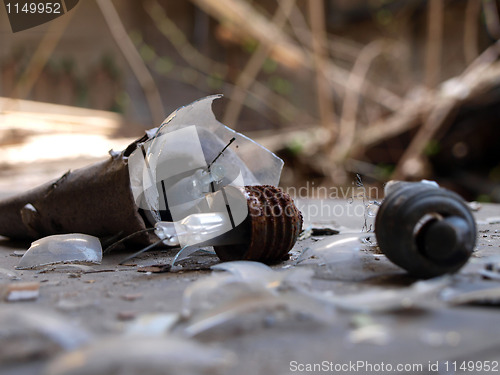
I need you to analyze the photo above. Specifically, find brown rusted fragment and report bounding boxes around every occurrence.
[0,136,153,246]
[214,185,303,264]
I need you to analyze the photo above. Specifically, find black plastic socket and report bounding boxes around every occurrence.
[375,181,476,278]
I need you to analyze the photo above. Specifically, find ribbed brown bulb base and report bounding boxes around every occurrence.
[214,185,303,264]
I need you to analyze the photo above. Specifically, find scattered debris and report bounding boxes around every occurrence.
[314,277,449,313]
[116,311,137,321]
[170,261,333,338]
[296,233,402,281]
[467,201,482,211]
[347,315,391,345]
[441,283,500,305]
[121,293,143,302]
[137,264,171,273]
[18,234,102,270]
[298,225,313,240]
[311,227,340,236]
[0,267,20,280]
[44,336,235,375]
[2,281,40,302]
[419,330,461,347]
[56,299,101,313]
[10,250,27,257]
[0,307,90,364]
[125,313,179,336]
[486,217,500,225]
[35,264,100,274]
[479,262,500,280]
[182,261,314,317]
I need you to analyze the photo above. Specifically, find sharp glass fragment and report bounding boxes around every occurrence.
[0,267,20,280]
[441,283,500,305]
[175,261,331,338]
[17,234,102,269]
[125,313,179,336]
[0,307,90,364]
[313,277,449,313]
[375,180,477,278]
[182,261,314,318]
[44,336,234,375]
[296,233,402,281]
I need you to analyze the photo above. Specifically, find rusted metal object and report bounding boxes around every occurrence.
[0,136,153,246]
[214,185,303,264]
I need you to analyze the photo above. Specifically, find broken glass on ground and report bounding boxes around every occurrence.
[173,261,333,338]
[0,267,20,280]
[44,336,235,375]
[125,313,179,337]
[296,233,403,281]
[346,314,392,346]
[312,277,449,313]
[181,261,314,318]
[0,307,90,364]
[440,281,500,305]
[17,234,102,270]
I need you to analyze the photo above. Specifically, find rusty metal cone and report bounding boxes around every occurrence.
[0,137,153,246]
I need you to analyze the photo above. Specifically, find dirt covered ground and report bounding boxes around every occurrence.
[0,165,500,375]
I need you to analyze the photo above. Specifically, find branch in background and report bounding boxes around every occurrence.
[392,51,500,179]
[223,0,295,127]
[144,0,227,77]
[7,10,75,102]
[144,0,311,125]
[308,0,336,144]
[284,4,363,63]
[483,0,500,40]
[96,0,165,125]
[424,0,443,88]
[190,0,402,111]
[392,98,457,179]
[332,41,383,162]
[190,0,305,70]
[352,43,500,171]
[464,0,481,64]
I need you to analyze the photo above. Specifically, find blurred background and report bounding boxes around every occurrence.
[1,0,500,201]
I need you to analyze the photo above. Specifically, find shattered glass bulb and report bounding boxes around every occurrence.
[166,164,226,207]
[192,164,225,196]
[154,212,229,247]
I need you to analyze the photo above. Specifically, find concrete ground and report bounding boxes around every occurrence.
[1,162,500,375]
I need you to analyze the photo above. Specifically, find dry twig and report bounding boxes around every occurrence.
[223,0,296,127]
[308,0,336,141]
[96,0,165,125]
[333,41,383,162]
[190,0,402,111]
[424,0,444,88]
[464,0,481,64]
